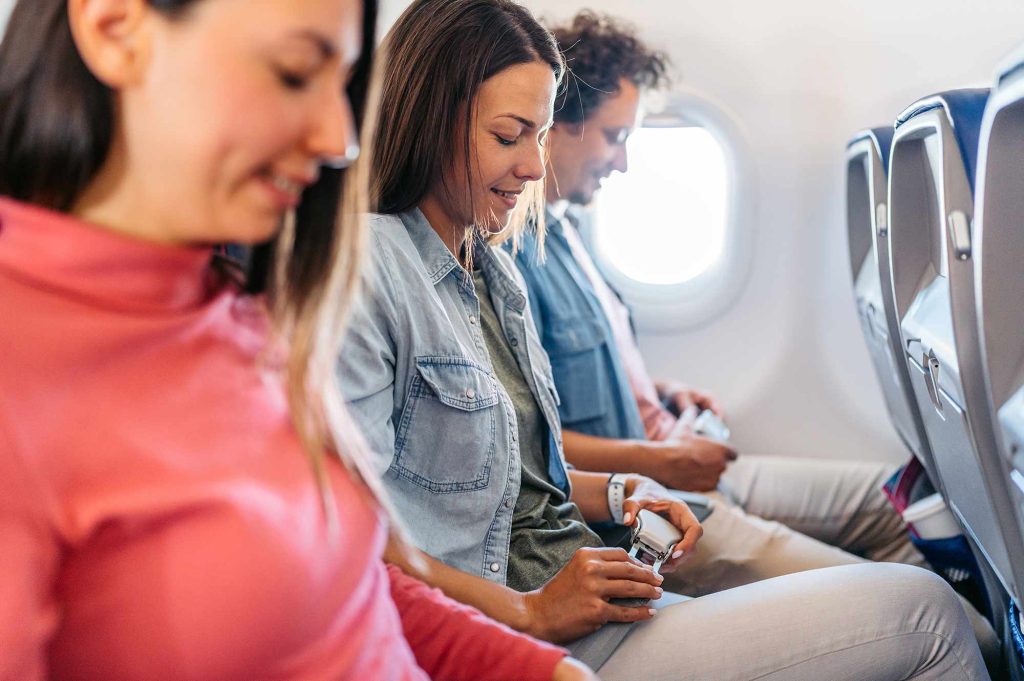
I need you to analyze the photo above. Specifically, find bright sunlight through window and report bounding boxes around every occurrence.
[593,127,728,286]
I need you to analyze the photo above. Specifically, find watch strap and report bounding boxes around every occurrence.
[607,473,628,524]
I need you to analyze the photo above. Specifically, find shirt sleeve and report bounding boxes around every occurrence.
[336,232,402,474]
[387,565,567,681]
[0,430,60,681]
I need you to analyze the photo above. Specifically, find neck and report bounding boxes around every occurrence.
[418,194,469,265]
[71,131,179,247]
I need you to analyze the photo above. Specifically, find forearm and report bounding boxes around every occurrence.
[567,468,644,523]
[384,538,534,636]
[387,564,567,681]
[563,429,660,479]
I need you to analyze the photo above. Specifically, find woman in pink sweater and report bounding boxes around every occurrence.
[0,0,592,679]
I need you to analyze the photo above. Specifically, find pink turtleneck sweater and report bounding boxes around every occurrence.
[0,198,565,681]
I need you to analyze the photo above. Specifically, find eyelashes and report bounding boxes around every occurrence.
[277,70,311,91]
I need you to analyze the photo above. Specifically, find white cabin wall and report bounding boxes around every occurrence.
[0,0,13,37]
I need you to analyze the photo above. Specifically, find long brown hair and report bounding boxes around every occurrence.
[0,0,386,522]
[371,0,563,251]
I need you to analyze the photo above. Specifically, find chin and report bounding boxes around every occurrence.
[225,212,283,246]
[567,190,594,207]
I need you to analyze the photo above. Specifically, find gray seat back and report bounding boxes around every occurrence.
[974,50,1024,609]
[846,127,938,479]
[888,88,1018,601]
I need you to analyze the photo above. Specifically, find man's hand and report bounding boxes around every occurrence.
[523,547,663,643]
[621,475,703,571]
[656,380,723,418]
[649,435,738,492]
[552,657,600,681]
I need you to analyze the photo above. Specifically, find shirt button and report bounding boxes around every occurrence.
[509,337,519,347]
[466,388,476,399]
[504,498,513,508]
[489,562,501,573]
[469,315,477,325]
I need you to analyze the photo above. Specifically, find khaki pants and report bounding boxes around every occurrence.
[665,455,924,596]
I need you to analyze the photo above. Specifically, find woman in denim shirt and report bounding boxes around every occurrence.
[338,1,990,678]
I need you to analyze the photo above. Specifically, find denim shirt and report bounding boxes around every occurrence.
[338,209,569,584]
[511,210,647,441]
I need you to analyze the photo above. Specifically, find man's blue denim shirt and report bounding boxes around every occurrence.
[338,209,569,584]
[511,209,646,441]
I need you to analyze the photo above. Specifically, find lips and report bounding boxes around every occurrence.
[259,170,314,210]
[491,188,521,210]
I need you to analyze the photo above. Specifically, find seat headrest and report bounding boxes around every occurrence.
[995,43,1024,87]
[847,126,895,174]
[894,89,990,193]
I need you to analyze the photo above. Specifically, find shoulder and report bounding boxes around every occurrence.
[365,213,413,259]
[361,214,419,282]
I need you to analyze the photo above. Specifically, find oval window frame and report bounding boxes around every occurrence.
[582,87,755,332]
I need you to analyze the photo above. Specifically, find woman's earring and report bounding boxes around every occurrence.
[322,144,361,170]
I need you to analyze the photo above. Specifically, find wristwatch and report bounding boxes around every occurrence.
[606,473,629,524]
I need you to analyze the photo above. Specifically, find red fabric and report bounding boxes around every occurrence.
[0,198,428,681]
[388,565,567,681]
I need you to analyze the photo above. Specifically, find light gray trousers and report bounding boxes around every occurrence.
[594,563,989,681]
[667,455,923,596]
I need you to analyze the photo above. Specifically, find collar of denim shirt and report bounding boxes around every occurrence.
[400,208,528,313]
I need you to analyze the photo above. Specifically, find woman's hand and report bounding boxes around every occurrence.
[522,546,663,643]
[552,657,600,681]
[621,475,704,572]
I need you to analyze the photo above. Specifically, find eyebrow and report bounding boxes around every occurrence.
[498,114,555,132]
[290,29,337,60]
[499,114,538,129]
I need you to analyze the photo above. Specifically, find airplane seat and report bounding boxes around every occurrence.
[974,46,1024,675]
[888,87,1020,639]
[845,127,939,482]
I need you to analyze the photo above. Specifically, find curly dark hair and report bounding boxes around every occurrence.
[550,11,670,125]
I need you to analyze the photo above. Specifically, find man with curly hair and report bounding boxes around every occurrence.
[514,10,937,597]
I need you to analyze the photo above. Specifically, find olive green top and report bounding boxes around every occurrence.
[472,270,601,592]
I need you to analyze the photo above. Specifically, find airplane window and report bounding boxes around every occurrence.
[593,126,728,285]
[581,90,752,332]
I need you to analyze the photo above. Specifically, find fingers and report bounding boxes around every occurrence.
[601,578,663,600]
[603,602,657,624]
[696,393,725,417]
[665,503,703,558]
[669,390,694,413]
[694,435,738,463]
[586,546,639,563]
[621,499,640,526]
[599,558,665,585]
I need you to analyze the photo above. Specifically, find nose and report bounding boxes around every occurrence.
[308,87,360,169]
[610,143,628,174]
[515,139,546,182]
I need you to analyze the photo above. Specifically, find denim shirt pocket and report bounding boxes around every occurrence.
[393,356,500,493]
[544,315,611,426]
